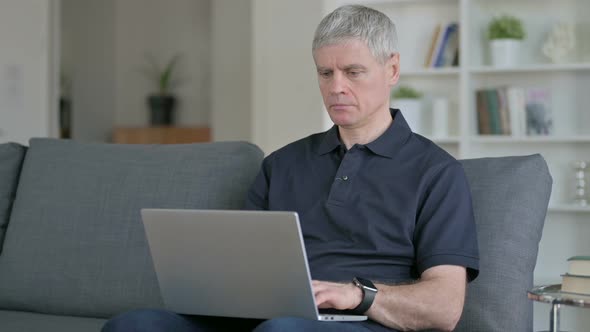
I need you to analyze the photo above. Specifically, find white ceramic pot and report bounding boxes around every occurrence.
[490,39,521,67]
[431,97,450,138]
[391,98,422,134]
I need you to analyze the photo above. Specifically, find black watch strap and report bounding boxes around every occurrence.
[352,277,377,314]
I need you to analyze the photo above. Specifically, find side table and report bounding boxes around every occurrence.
[528,284,590,332]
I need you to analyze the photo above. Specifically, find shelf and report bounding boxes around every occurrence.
[431,136,460,144]
[359,0,457,5]
[469,63,590,74]
[470,136,590,144]
[548,204,590,213]
[401,67,460,77]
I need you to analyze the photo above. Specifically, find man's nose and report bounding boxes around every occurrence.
[329,72,346,95]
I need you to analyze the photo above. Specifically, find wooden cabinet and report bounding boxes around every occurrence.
[112,127,211,144]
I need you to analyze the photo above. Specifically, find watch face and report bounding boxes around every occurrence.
[354,277,378,292]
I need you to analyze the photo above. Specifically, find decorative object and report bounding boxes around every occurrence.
[525,88,553,136]
[487,15,525,67]
[143,54,181,126]
[431,97,450,138]
[572,161,588,206]
[391,86,424,134]
[542,23,576,63]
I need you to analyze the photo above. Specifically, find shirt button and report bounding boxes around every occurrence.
[342,176,349,181]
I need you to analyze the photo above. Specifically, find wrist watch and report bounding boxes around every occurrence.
[352,277,378,314]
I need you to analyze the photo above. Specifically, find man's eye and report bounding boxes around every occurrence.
[319,71,332,78]
[348,71,361,77]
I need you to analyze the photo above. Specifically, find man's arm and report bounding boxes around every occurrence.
[313,265,466,332]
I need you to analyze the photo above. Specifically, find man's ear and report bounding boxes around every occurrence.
[387,52,400,86]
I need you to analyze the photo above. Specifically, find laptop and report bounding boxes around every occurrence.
[141,209,367,322]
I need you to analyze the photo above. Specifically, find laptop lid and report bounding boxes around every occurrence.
[141,209,323,320]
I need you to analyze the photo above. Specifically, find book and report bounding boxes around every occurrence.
[496,88,511,135]
[451,46,459,67]
[475,90,491,135]
[506,87,526,137]
[435,23,459,67]
[561,274,590,295]
[424,24,442,67]
[567,256,590,276]
[485,89,502,135]
[525,88,553,136]
[427,22,458,68]
[477,87,530,136]
[429,24,447,67]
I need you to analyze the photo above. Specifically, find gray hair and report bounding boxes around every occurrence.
[312,5,398,64]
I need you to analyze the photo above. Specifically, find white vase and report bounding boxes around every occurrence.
[490,39,521,67]
[391,99,422,134]
[431,97,450,138]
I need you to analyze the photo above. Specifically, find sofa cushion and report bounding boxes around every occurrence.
[0,143,26,251]
[0,138,263,318]
[0,310,105,332]
[455,154,552,332]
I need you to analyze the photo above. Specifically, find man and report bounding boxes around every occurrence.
[103,5,478,332]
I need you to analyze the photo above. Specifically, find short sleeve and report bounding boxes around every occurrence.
[244,155,272,210]
[414,161,479,281]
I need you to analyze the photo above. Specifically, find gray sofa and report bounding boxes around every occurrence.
[0,138,551,332]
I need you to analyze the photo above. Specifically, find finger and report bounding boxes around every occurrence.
[312,280,341,291]
[312,282,333,294]
[315,291,332,308]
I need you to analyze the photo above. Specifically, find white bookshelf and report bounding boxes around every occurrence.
[322,0,590,330]
[471,135,590,143]
[548,204,590,213]
[401,67,460,77]
[470,63,590,74]
[431,136,460,144]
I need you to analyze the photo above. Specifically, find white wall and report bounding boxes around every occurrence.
[60,0,211,141]
[4,1,326,148]
[114,0,211,127]
[211,0,327,153]
[211,0,252,142]
[61,0,116,142]
[251,0,325,153]
[0,0,58,145]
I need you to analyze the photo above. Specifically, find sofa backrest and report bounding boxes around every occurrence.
[0,143,26,251]
[456,154,552,332]
[0,139,264,318]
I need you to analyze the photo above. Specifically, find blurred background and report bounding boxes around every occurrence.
[1,0,590,330]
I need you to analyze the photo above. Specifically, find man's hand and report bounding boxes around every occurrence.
[312,280,363,310]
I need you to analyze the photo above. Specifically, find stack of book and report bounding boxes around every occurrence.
[424,22,459,68]
[561,256,590,295]
[475,87,552,136]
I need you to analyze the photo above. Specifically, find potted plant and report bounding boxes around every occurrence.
[390,85,424,134]
[488,15,525,67]
[143,54,181,125]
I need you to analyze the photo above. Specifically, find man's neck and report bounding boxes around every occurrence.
[338,108,393,150]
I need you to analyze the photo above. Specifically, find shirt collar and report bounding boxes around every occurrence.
[317,124,341,155]
[317,108,412,158]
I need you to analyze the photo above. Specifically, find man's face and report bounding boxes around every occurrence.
[313,39,399,129]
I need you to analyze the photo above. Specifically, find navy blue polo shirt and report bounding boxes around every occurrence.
[245,109,479,285]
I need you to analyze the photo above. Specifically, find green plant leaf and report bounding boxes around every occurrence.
[392,85,422,99]
[160,54,180,95]
[488,15,525,40]
[141,53,181,95]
